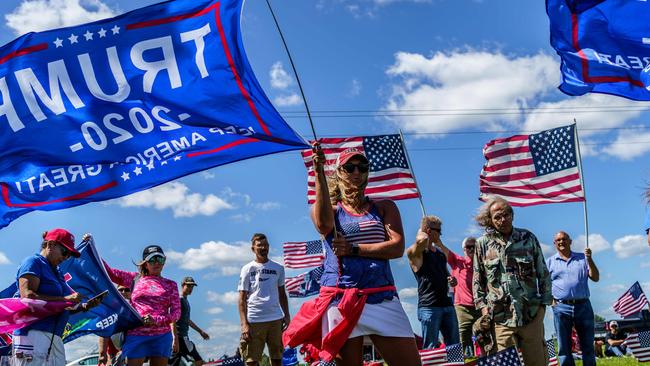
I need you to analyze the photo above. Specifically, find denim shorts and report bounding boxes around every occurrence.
[122,332,172,359]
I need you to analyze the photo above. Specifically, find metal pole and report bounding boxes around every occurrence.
[399,129,427,217]
[264,0,318,141]
[573,119,589,248]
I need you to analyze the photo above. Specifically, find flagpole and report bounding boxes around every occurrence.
[573,119,589,248]
[399,129,427,217]
[264,0,318,141]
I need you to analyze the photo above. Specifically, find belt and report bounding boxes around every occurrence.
[555,298,588,305]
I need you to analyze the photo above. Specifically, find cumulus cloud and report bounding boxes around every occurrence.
[0,252,11,265]
[348,79,362,97]
[612,235,647,258]
[270,62,293,89]
[273,94,302,107]
[540,242,555,257]
[198,318,242,360]
[602,128,650,160]
[572,234,611,254]
[166,240,252,274]
[6,0,115,35]
[398,287,418,299]
[207,290,240,305]
[112,182,233,218]
[206,307,224,315]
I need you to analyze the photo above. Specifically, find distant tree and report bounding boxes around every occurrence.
[594,313,605,322]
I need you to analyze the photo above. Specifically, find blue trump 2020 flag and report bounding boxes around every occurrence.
[0,0,308,228]
[547,0,650,100]
[59,239,142,343]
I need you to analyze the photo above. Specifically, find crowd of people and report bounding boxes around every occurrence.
[6,144,632,366]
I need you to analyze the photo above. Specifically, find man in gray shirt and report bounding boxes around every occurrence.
[171,277,210,366]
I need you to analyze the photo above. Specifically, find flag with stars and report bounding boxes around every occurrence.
[419,343,464,365]
[283,240,325,269]
[285,266,324,298]
[613,281,649,318]
[477,347,522,366]
[213,356,244,366]
[479,124,585,207]
[301,135,419,204]
[547,338,558,366]
[625,331,650,362]
[0,0,308,230]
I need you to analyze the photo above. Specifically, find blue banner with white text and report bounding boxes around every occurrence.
[59,239,142,343]
[0,0,308,228]
[547,0,650,100]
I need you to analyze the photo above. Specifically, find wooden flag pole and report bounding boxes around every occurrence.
[399,129,427,217]
[573,119,589,248]
[264,0,318,141]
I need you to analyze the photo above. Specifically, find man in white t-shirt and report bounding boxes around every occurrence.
[238,233,290,366]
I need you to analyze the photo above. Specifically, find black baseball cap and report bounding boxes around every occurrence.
[142,245,165,261]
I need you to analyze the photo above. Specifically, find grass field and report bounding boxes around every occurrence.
[575,357,639,365]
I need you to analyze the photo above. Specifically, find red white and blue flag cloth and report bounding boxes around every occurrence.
[613,281,649,318]
[547,338,558,366]
[625,331,650,362]
[0,0,308,229]
[285,266,324,298]
[211,356,244,366]
[340,220,386,246]
[479,124,585,207]
[283,240,324,269]
[476,346,522,366]
[419,343,464,365]
[301,135,419,204]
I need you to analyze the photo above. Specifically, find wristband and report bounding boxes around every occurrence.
[351,243,360,256]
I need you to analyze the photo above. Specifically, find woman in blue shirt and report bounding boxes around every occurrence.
[12,228,100,366]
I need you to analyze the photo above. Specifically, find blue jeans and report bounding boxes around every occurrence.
[552,300,596,366]
[418,306,460,349]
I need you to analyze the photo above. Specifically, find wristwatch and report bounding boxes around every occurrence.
[351,243,360,256]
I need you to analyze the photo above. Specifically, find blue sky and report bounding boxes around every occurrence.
[0,0,649,361]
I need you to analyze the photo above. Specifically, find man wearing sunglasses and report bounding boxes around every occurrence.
[434,236,480,357]
[406,216,460,349]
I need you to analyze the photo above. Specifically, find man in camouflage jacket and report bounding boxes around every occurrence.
[473,197,552,366]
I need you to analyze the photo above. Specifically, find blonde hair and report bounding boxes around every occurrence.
[475,196,513,229]
[327,169,368,206]
[420,215,442,230]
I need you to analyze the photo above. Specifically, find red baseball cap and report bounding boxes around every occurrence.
[44,228,80,258]
[336,147,368,167]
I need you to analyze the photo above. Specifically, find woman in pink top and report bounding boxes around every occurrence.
[103,244,181,366]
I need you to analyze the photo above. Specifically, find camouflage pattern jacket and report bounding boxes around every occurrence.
[473,227,552,327]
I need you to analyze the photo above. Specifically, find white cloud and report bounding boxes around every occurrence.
[602,128,650,160]
[604,284,627,293]
[166,240,252,274]
[572,234,611,254]
[348,79,362,97]
[64,335,99,361]
[612,235,647,258]
[641,262,650,268]
[206,307,224,315]
[540,242,555,257]
[398,287,418,298]
[0,252,11,265]
[384,51,559,135]
[199,318,242,360]
[201,171,216,179]
[273,93,302,107]
[6,0,115,35]
[207,290,240,305]
[270,62,293,89]
[112,182,233,218]
[253,201,282,211]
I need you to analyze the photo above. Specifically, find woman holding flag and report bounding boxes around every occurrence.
[101,243,181,366]
[283,144,421,365]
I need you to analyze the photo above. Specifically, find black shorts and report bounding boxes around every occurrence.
[169,336,202,364]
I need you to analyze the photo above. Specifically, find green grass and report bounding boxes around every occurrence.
[574,357,638,365]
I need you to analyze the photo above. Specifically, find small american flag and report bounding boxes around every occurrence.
[479,124,585,207]
[283,240,324,269]
[340,220,386,246]
[625,331,650,362]
[547,339,558,366]
[212,356,244,366]
[419,343,464,365]
[613,281,649,318]
[302,135,419,204]
[285,266,324,298]
[477,347,522,366]
[0,333,11,356]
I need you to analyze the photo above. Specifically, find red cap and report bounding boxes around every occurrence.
[336,147,368,167]
[44,228,80,258]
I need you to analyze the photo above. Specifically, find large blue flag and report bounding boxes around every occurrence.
[0,0,308,228]
[59,238,142,343]
[547,0,650,100]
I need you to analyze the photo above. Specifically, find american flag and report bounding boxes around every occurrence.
[547,339,558,366]
[211,356,244,366]
[625,331,650,362]
[302,135,419,204]
[419,343,464,365]
[285,266,324,298]
[0,333,11,356]
[613,281,649,318]
[340,220,386,246]
[283,240,324,269]
[479,124,585,207]
[477,347,522,366]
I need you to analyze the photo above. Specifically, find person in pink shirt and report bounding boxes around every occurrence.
[102,243,181,366]
[434,236,480,357]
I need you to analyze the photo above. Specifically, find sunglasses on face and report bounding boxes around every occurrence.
[118,288,131,294]
[59,245,70,258]
[428,227,441,233]
[147,256,166,265]
[465,246,475,250]
[341,163,370,174]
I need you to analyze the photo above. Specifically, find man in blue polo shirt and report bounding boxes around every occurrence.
[547,231,600,366]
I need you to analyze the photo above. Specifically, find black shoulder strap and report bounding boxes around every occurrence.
[131,274,141,292]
